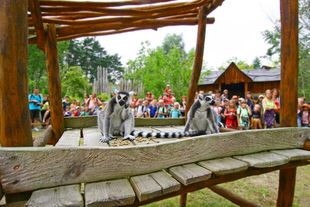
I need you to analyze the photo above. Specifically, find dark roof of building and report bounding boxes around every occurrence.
[199,68,281,85]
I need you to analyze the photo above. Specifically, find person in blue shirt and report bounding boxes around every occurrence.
[28,88,42,131]
[170,102,182,118]
[148,100,158,118]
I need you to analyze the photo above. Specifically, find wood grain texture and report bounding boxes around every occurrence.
[26,185,83,207]
[280,0,299,128]
[0,128,308,193]
[169,163,212,185]
[28,0,45,50]
[271,149,310,161]
[186,6,207,114]
[130,174,162,201]
[55,129,81,147]
[83,128,108,147]
[45,24,64,144]
[149,171,181,194]
[85,179,135,207]
[198,157,249,176]
[0,0,33,147]
[234,152,289,168]
[33,125,53,147]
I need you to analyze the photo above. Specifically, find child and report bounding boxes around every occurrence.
[157,99,167,119]
[212,101,223,125]
[251,104,262,129]
[148,100,158,118]
[237,100,252,130]
[298,104,309,127]
[170,102,182,118]
[79,106,89,117]
[224,101,238,129]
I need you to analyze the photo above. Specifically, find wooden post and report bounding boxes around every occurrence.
[0,0,32,147]
[244,82,248,97]
[186,6,207,114]
[277,0,298,206]
[45,24,64,145]
[180,193,187,207]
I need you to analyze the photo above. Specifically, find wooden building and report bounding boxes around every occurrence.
[198,62,280,98]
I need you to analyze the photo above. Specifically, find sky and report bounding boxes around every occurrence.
[97,0,280,69]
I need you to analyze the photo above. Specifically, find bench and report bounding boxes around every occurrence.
[0,127,309,206]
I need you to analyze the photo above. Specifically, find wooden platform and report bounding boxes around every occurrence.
[0,127,309,207]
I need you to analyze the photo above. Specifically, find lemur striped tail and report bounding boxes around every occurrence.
[130,130,206,138]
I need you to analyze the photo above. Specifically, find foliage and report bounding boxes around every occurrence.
[125,34,195,100]
[61,66,91,97]
[219,57,255,70]
[262,0,310,99]
[28,41,69,94]
[97,92,111,102]
[65,37,124,83]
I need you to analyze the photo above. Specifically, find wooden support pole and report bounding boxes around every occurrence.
[186,6,207,114]
[179,193,187,207]
[0,0,32,147]
[277,0,299,206]
[45,24,64,145]
[209,186,261,207]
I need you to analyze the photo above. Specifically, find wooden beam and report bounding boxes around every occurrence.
[45,24,64,145]
[209,186,260,207]
[32,125,53,146]
[28,0,46,50]
[278,1,299,206]
[186,6,207,114]
[0,128,308,193]
[0,0,33,147]
[180,194,187,207]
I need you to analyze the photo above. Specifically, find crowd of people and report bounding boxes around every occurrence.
[28,86,309,131]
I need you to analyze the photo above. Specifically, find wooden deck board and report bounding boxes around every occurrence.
[169,163,212,185]
[26,185,83,207]
[83,128,108,147]
[85,179,135,207]
[149,171,181,194]
[271,149,310,161]
[55,129,81,147]
[234,152,289,168]
[198,157,249,176]
[130,174,162,202]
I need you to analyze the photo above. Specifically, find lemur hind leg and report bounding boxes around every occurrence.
[121,117,135,140]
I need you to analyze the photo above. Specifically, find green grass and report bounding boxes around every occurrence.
[144,166,310,207]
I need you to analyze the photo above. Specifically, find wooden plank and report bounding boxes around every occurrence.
[0,0,33,147]
[55,129,81,147]
[198,157,249,176]
[28,0,45,50]
[26,185,83,207]
[0,184,3,201]
[0,128,309,193]
[130,174,162,201]
[169,163,212,185]
[82,128,108,147]
[234,152,289,168]
[186,6,207,114]
[85,179,135,207]
[64,117,185,129]
[33,125,53,147]
[149,171,181,194]
[45,24,64,145]
[271,149,310,161]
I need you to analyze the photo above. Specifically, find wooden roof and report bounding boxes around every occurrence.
[28,0,224,47]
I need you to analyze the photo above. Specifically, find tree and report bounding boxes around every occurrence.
[262,0,310,99]
[28,41,69,94]
[125,34,195,100]
[61,66,91,97]
[66,37,123,83]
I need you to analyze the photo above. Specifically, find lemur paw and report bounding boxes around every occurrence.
[123,135,135,141]
[109,134,115,139]
[99,136,111,143]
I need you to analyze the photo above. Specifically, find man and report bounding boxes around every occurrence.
[29,88,43,131]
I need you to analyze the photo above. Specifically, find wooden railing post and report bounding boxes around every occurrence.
[277,0,299,206]
[45,24,64,144]
[186,6,207,114]
[180,193,187,207]
[0,0,32,147]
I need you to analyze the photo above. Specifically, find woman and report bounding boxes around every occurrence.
[145,92,154,103]
[262,89,277,128]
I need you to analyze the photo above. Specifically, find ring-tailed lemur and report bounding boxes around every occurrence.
[98,91,219,143]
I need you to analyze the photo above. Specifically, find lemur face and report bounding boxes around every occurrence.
[116,92,130,106]
[198,93,214,107]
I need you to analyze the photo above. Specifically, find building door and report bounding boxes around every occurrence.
[221,83,245,99]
